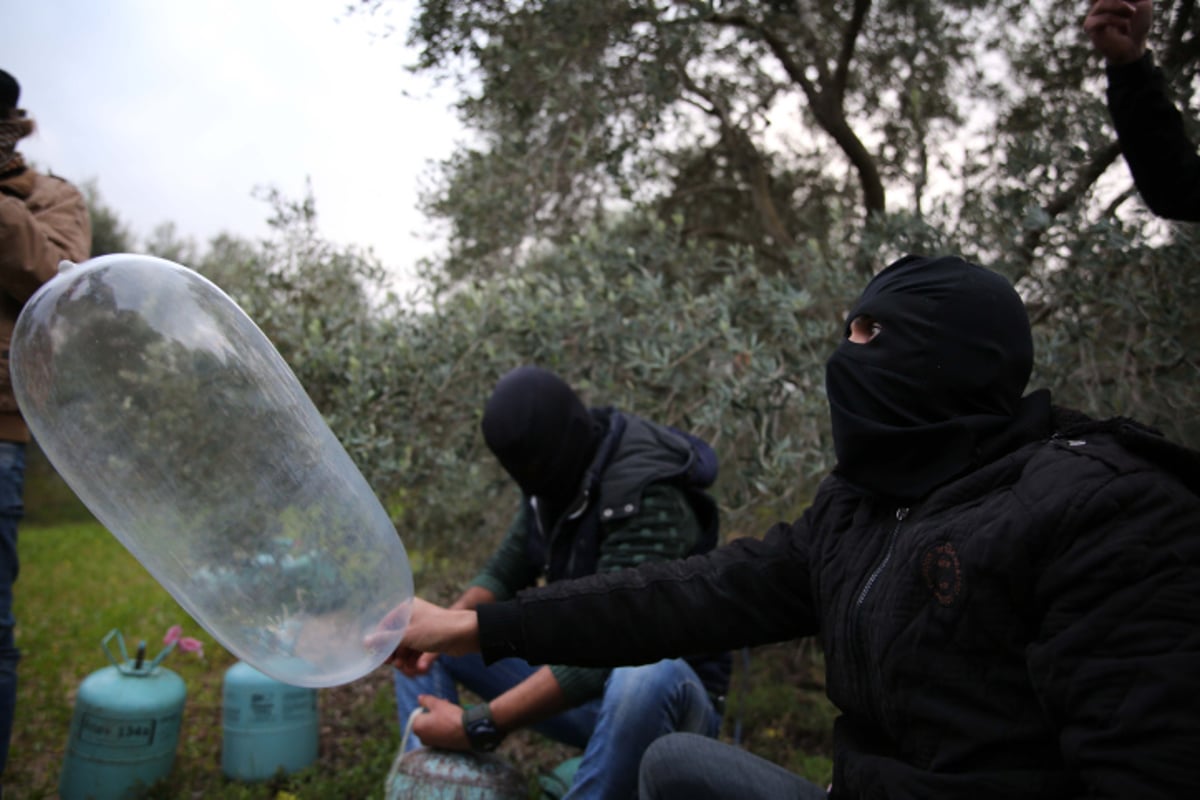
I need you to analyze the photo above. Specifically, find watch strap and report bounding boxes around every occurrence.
[462,702,504,752]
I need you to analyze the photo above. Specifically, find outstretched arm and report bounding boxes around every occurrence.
[478,517,819,669]
[395,510,819,670]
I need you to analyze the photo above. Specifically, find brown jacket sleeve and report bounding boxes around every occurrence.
[0,170,92,302]
[0,168,91,440]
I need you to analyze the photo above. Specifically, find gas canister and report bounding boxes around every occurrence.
[384,708,526,800]
[221,660,319,781]
[58,629,187,800]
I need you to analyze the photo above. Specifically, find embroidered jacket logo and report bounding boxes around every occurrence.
[921,542,963,606]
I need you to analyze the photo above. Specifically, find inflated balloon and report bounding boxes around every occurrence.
[11,254,413,687]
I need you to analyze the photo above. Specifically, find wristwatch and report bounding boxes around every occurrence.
[462,703,505,752]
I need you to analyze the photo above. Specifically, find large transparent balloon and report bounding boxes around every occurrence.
[11,254,413,687]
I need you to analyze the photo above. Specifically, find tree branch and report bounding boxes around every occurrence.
[674,62,797,249]
[1163,0,1196,70]
[705,7,886,218]
[833,0,873,106]
[1016,141,1122,277]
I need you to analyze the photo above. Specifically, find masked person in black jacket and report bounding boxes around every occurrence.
[391,256,1200,799]
[392,365,730,800]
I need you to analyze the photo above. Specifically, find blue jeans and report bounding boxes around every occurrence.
[0,442,26,783]
[638,732,828,800]
[393,656,721,800]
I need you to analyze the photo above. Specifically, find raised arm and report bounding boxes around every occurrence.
[1086,1,1200,221]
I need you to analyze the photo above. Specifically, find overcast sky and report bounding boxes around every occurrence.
[7,0,461,290]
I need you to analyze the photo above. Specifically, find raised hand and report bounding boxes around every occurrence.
[1085,0,1152,65]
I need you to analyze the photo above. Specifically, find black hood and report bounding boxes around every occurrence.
[480,365,602,513]
[825,254,1051,499]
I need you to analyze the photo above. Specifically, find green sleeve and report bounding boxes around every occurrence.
[469,504,541,601]
[549,483,703,704]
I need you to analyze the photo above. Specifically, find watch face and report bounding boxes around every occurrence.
[464,705,504,751]
[472,723,502,750]
[467,719,502,751]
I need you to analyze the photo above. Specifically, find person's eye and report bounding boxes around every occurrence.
[848,315,882,343]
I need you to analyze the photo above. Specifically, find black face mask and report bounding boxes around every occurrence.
[480,366,601,516]
[824,255,1051,500]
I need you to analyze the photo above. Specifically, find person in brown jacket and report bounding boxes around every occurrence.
[0,67,90,793]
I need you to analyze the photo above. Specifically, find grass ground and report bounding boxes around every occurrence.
[7,453,835,798]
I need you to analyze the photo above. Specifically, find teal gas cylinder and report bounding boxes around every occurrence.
[384,709,527,800]
[221,661,319,780]
[58,630,187,800]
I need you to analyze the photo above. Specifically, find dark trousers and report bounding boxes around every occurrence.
[638,732,828,800]
[0,442,26,784]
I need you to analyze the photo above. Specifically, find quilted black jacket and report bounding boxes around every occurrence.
[479,411,1200,798]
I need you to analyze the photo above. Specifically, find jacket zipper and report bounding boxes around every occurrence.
[532,492,589,576]
[530,497,554,574]
[855,507,909,612]
[848,506,909,715]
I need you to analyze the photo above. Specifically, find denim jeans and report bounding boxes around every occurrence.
[393,655,721,800]
[638,732,828,800]
[0,442,26,784]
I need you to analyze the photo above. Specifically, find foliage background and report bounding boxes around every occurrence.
[335,0,1200,558]
[77,1,1200,565]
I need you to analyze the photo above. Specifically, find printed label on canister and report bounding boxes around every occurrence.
[78,712,158,747]
[249,692,277,722]
[282,690,315,721]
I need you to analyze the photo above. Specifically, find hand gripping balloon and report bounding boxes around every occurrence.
[10,254,413,687]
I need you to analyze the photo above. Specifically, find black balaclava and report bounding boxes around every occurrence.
[825,254,1051,500]
[481,365,602,520]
